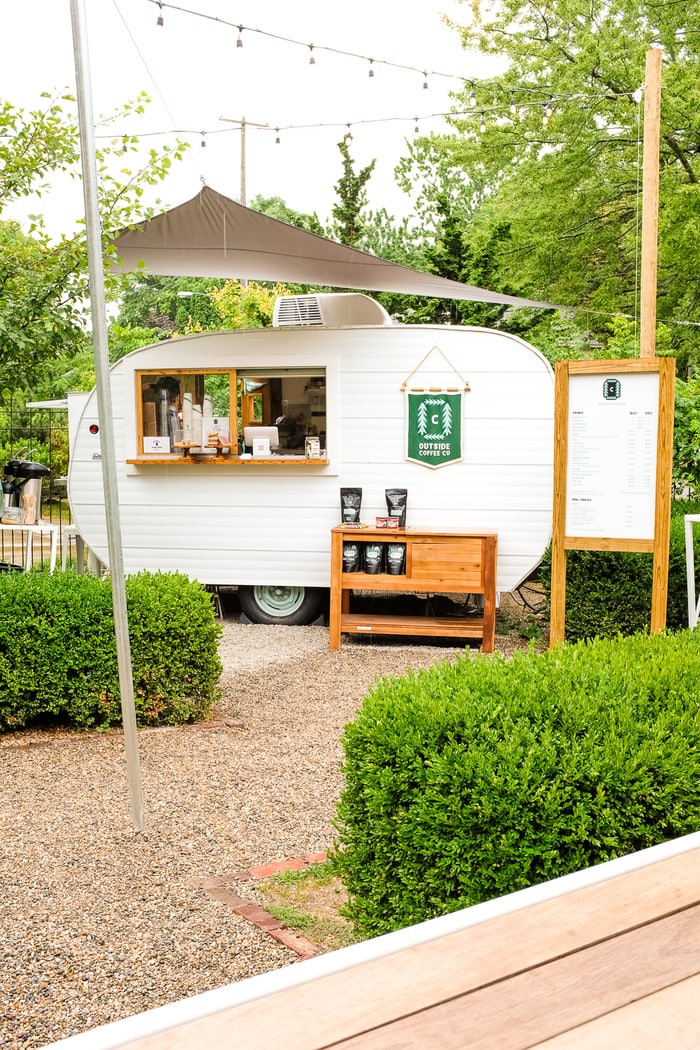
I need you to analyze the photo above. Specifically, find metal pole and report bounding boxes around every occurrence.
[69,0,145,833]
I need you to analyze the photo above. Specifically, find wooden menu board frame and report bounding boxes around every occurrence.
[550,357,675,646]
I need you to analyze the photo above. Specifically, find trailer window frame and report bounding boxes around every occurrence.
[128,364,329,466]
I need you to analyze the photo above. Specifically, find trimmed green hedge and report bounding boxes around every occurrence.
[539,499,700,641]
[332,630,700,938]
[0,570,222,731]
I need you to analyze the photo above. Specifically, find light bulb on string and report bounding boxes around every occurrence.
[236,25,244,48]
[414,117,419,134]
[308,44,315,65]
[542,103,549,127]
[422,71,428,90]
[545,96,553,118]
[345,123,353,143]
[275,127,280,144]
[469,83,477,107]
[509,94,517,115]
[479,111,486,133]
[368,59,374,78]
[122,135,128,153]
[156,1,163,26]
[200,132,206,148]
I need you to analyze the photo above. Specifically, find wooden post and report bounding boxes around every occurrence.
[639,47,662,359]
[650,357,675,631]
[549,363,569,646]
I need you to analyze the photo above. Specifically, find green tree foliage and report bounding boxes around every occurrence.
[116,274,223,336]
[329,139,376,247]
[210,280,295,328]
[432,0,699,360]
[0,91,186,391]
[250,194,324,235]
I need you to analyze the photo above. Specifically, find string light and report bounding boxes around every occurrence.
[156,0,163,26]
[107,92,600,152]
[414,117,420,133]
[479,111,486,133]
[345,124,353,142]
[542,103,549,126]
[200,131,206,147]
[368,59,374,78]
[146,1,607,122]
[122,135,128,153]
[275,127,280,144]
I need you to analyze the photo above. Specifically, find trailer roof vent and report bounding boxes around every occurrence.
[273,293,392,328]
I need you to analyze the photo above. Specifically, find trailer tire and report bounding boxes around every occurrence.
[238,585,325,626]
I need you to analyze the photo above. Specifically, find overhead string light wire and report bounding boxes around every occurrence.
[142,0,651,123]
[95,92,613,148]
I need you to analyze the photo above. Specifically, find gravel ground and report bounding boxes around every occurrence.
[0,609,534,1049]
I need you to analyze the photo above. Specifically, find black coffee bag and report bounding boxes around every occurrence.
[385,488,407,528]
[340,487,362,523]
[363,543,384,574]
[386,543,406,575]
[343,542,361,572]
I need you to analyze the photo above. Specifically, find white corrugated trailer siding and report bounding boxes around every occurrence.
[67,324,554,594]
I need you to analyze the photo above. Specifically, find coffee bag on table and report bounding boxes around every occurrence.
[385,488,407,528]
[340,487,362,524]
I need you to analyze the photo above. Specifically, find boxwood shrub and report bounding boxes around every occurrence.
[539,498,700,641]
[0,570,222,731]
[332,630,700,938]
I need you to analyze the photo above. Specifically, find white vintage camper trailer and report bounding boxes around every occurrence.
[67,293,554,624]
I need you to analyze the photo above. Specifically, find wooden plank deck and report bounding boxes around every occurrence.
[46,837,700,1050]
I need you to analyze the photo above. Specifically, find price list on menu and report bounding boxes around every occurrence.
[565,371,659,540]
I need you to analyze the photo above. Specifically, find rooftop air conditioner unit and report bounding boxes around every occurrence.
[272,293,392,328]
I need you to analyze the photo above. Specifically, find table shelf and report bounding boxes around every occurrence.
[329,526,497,652]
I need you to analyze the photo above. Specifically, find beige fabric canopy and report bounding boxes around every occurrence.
[111,186,561,311]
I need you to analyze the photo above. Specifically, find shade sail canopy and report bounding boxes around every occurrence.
[111,186,561,311]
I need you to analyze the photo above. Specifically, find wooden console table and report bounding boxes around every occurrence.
[329,526,497,652]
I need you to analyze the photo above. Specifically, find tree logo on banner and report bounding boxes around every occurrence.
[406,391,463,468]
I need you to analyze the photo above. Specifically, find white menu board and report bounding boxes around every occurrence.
[566,371,659,539]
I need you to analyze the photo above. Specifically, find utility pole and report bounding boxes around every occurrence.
[218,115,270,206]
[219,115,269,289]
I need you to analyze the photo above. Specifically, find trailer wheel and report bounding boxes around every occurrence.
[238,585,325,626]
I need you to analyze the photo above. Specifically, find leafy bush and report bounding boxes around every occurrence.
[0,570,222,731]
[332,630,700,938]
[539,499,700,641]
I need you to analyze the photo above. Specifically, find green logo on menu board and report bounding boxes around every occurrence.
[603,378,621,400]
[406,391,463,469]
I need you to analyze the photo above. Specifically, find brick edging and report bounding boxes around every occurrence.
[203,853,329,959]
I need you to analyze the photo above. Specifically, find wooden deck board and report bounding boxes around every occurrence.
[335,904,700,1049]
[531,973,700,1049]
[122,848,700,1050]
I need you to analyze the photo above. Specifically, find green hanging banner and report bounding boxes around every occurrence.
[406,390,463,469]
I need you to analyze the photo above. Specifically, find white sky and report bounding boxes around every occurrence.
[1,0,500,237]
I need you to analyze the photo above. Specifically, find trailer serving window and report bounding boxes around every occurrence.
[237,367,326,455]
[131,366,327,464]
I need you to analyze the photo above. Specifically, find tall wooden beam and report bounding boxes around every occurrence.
[640,47,663,359]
